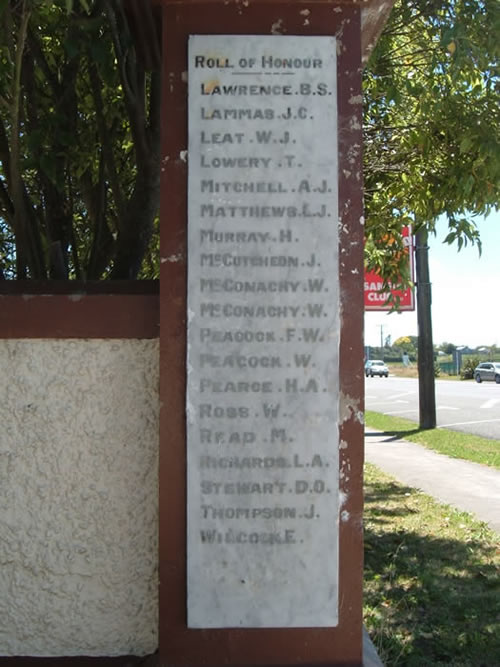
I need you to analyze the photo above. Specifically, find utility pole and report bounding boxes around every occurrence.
[415,227,436,429]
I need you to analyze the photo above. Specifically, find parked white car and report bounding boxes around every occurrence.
[365,360,389,378]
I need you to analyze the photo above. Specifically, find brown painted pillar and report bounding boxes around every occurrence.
[159,3,365,665]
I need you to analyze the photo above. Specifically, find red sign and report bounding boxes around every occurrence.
[364,226,415,311]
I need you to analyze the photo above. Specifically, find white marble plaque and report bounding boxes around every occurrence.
[186,35,339,628]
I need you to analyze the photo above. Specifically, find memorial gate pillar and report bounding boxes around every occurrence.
[157,1,394,664]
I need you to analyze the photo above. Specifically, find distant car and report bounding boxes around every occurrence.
[474,362,500,384]
[365,360,389,378]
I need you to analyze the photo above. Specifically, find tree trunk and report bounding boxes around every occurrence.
[109,159,160,279]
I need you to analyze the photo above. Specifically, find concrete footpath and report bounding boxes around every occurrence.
[365,429,500,534]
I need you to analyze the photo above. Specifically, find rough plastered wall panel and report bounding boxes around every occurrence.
[0,339,159,657]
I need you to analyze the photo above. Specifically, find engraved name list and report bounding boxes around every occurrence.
[186,35,340,629]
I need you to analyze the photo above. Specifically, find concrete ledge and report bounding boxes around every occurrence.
[363,627,384,666]
[0,641,381,667]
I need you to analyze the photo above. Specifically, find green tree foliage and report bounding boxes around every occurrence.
[0,0,160,279]
[439,341,457,355]
[393,335,417,356]
[363,0,500,284]
[0,1,498,280]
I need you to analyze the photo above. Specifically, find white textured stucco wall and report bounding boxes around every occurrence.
[0,339,159,656]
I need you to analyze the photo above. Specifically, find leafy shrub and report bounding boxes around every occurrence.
[461,357,480,380]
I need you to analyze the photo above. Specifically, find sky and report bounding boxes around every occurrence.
[364,210,500,349]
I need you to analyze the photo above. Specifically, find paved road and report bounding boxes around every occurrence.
[365,376,500,440]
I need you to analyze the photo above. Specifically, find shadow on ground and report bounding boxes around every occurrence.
[364,473,499,666]
[365,429,423,441]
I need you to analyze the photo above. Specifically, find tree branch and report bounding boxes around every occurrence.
[88,57,127,224]
[0,177,15,225]
[26,27,61,96]
[104,0,149,161]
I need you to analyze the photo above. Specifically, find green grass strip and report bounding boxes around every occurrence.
[364,464,500,665]
[365,411,500,469]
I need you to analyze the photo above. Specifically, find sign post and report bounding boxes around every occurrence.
[159,2,369,664]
